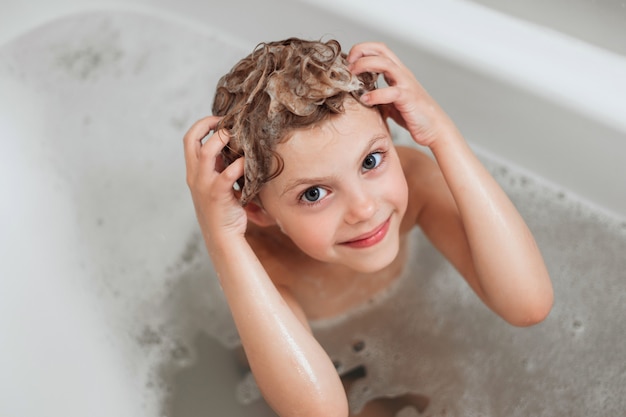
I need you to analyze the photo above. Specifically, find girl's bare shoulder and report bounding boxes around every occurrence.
[395,145,439,179]
[395,145,445,229]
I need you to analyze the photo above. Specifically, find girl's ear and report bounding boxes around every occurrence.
[244,201,277,227]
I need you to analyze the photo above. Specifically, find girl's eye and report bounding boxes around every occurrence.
[301,186,328,203]
[362,152,383,171]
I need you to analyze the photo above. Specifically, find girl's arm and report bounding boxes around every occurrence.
[211,236,347,416]
[183,116,347,417]
[348,43,553,326]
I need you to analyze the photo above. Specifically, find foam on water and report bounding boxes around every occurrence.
[3,9,626,417]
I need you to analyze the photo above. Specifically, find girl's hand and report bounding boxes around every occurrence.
[347,42,454,148]
[183,116,247,244]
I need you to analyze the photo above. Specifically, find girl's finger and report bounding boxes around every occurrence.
[197,129,232,178]
[183,116,222,169]
[361,86,402,107]
[216,156,245,195]
[348,55,401,84]
[347,42,400,65]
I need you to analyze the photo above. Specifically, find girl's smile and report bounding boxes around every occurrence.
[339,216,391,249]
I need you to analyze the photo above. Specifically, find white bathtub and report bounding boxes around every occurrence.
[1,1,626,416]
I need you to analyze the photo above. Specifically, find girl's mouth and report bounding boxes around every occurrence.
[340,217,391,249]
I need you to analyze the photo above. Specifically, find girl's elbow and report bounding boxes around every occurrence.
[280,383,348,417]
[299,395,349,417]
[507,290,554,327]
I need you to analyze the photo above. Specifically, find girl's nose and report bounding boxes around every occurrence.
[344,190,376,225]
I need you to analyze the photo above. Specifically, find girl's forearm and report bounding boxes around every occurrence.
[429,126,553,325]
[206,236,348,417]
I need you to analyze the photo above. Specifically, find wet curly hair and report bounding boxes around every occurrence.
[212,37,378,205]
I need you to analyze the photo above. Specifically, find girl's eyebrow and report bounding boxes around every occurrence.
[279,132,389,197]
[280,175,336,197]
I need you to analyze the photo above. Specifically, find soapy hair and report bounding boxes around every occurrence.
[212,37,377,205]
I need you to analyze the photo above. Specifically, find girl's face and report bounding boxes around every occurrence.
[257,101,409,273]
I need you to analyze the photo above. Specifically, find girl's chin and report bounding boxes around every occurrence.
[342,246,400,273]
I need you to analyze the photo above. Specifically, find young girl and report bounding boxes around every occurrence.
[183,38,553,417]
